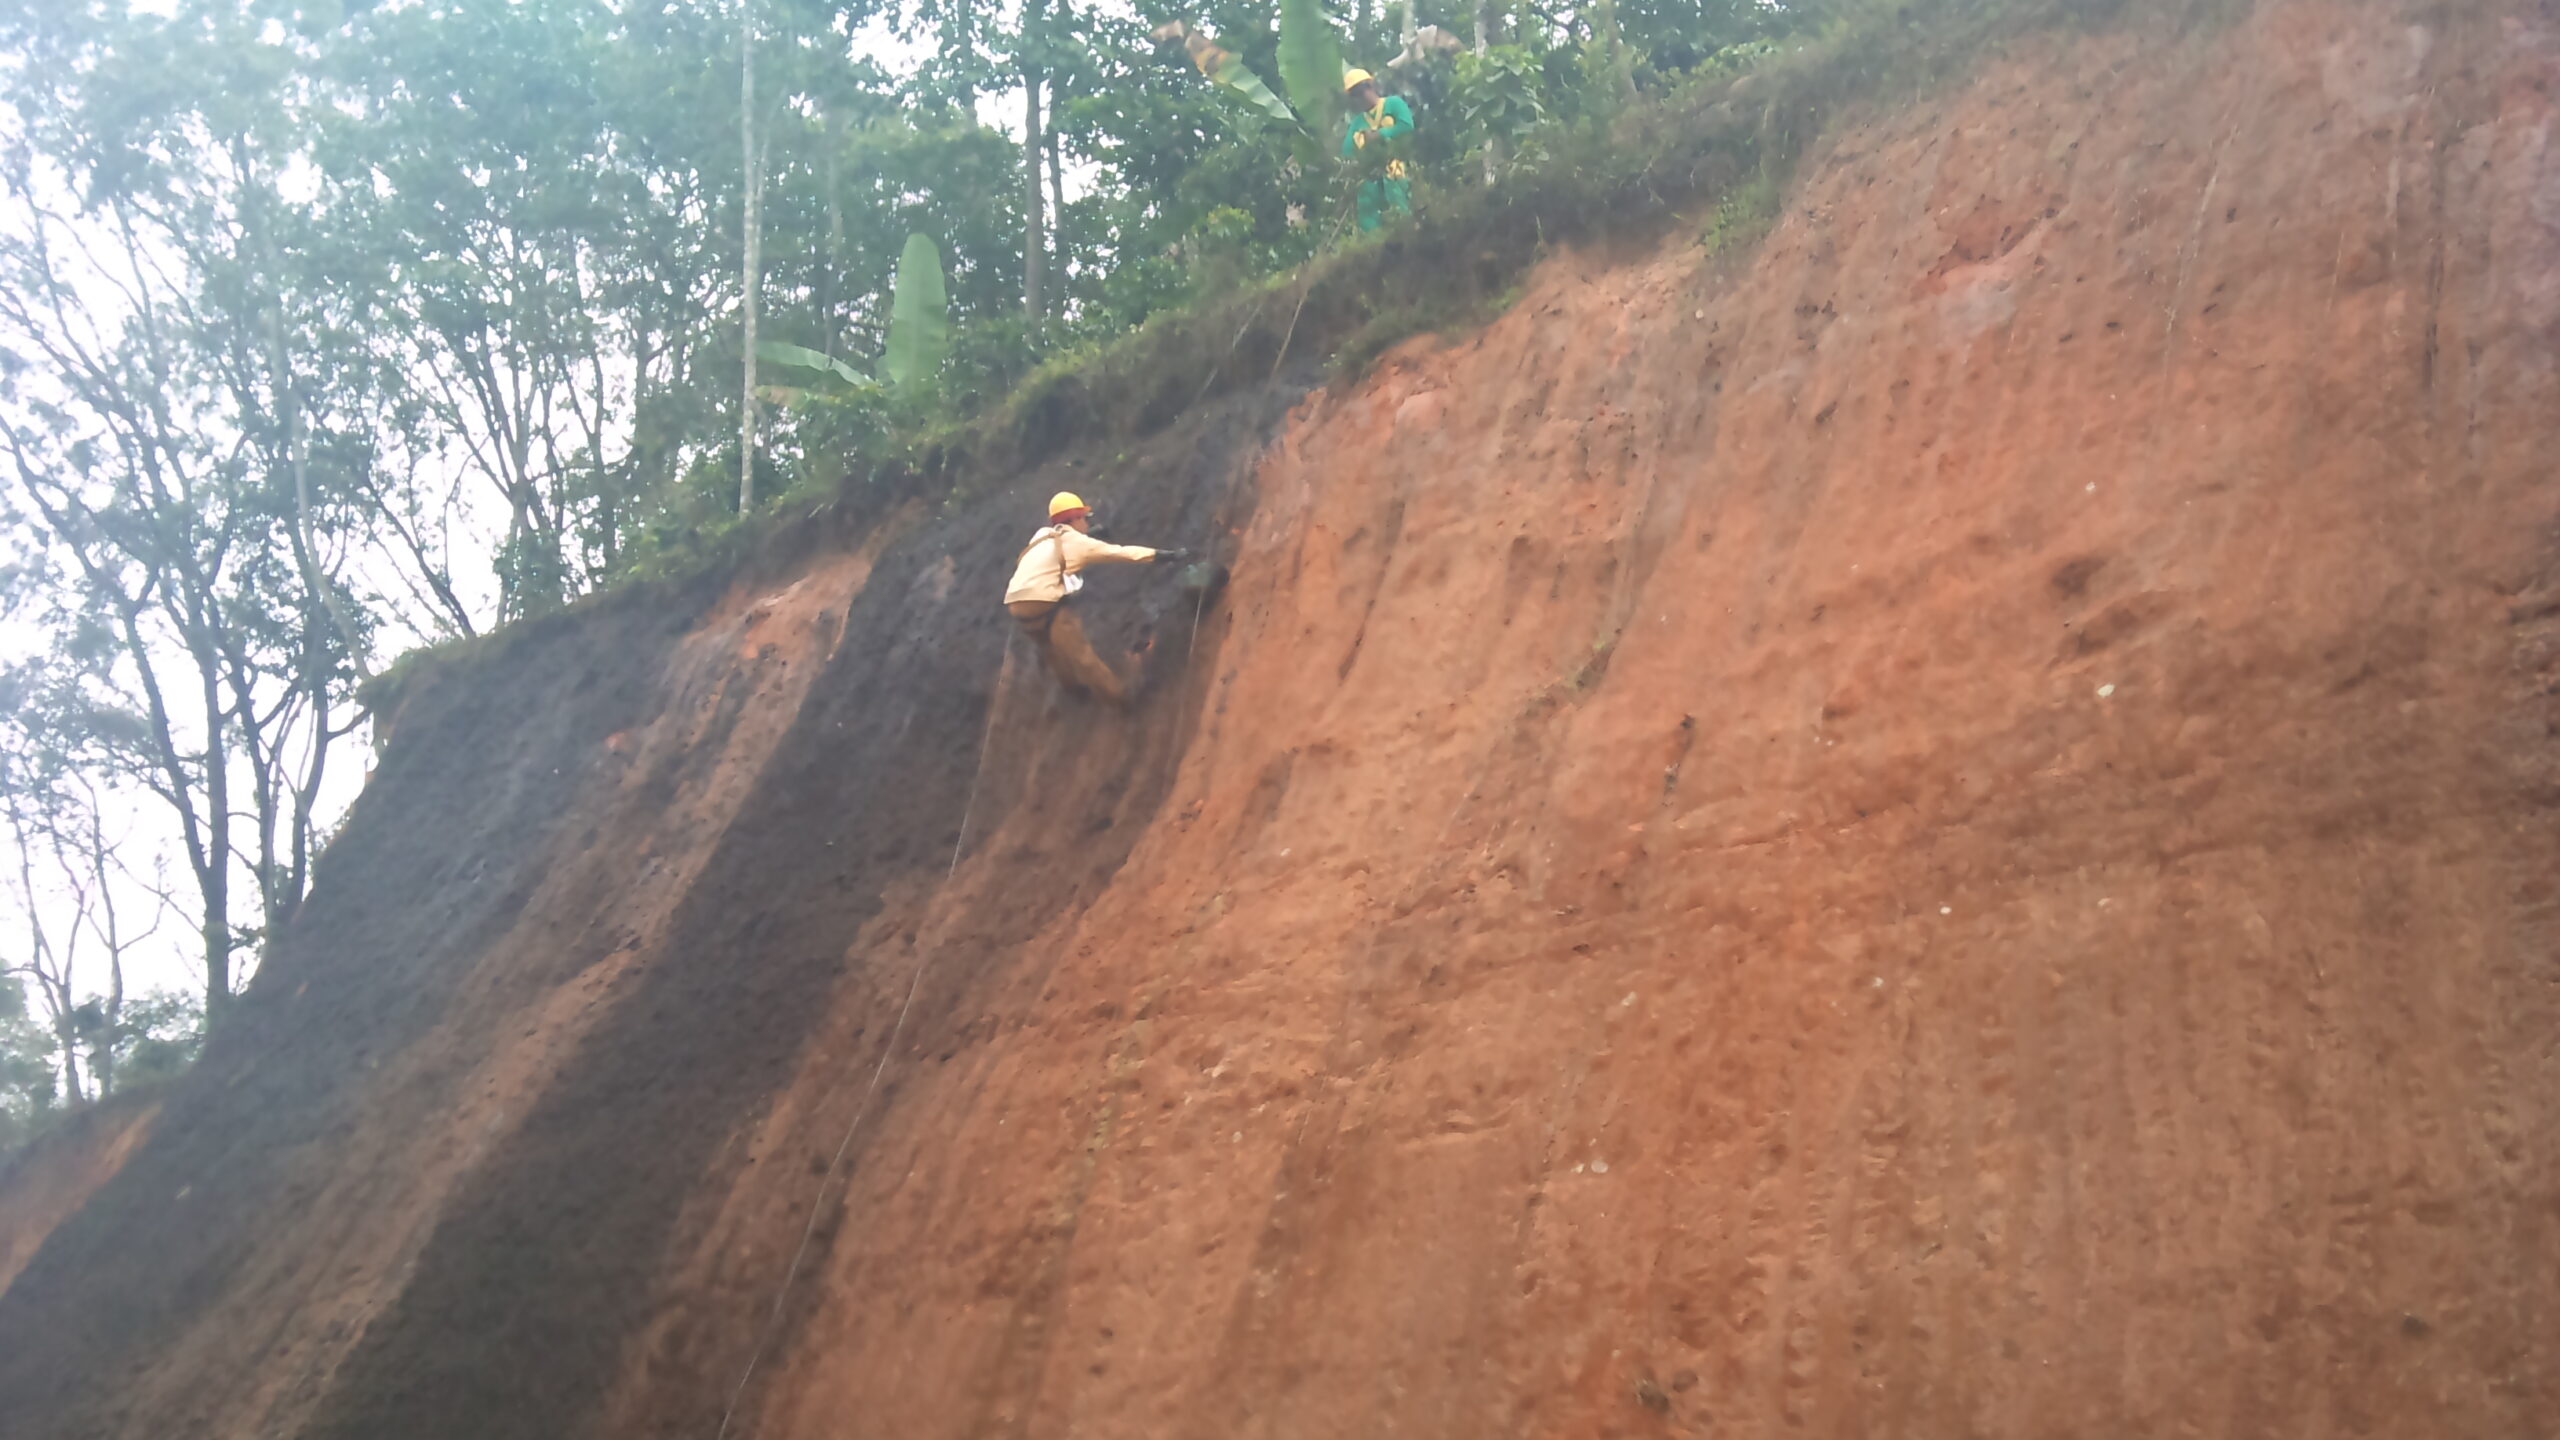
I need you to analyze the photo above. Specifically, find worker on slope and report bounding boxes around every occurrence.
[1004,491,1190,704]
[1341,68,1416,234]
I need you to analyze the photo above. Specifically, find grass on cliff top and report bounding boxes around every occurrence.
[929,0,2245,472]
[361,0,2248,716]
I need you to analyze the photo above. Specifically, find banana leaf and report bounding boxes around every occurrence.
[1210,55,1298,126]
[884,231,950,399]
[1278,0,1345,150]
[755,341,875,391]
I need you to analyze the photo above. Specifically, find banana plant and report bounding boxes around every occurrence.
[1211,53,1297,126]
[1277,0,1345,153]
[757,230,949,407]
[883,231,949,399]
[754,341,877,393]
[1151,18,1314,138]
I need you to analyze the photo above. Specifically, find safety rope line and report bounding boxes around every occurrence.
[1186,182,1361,411]
[712,629,1013,1440]
[1184,572,1211,670]
[1267,192,1362,380]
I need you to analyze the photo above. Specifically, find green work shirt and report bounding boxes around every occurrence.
[1343,94,1416,164]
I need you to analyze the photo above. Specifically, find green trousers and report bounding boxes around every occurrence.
[1356,178,1413,233]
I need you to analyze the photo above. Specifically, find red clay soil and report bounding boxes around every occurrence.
[3,2,2557,1438]
[0,1095,156,1297]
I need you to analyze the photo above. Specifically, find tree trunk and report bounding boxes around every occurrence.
[822,110,846,355]
[589,346,614,568]
[1596,0,1637,107]
[1476,0,1501,186]
[199,652,232,1026]
[622,328,663,573]
[91,798,126,1096]
[260,246,371,685]
[96,952,122,1098]
[739,0,762,513]
[90,808,124,1097]
[50,989,83,1107]
[290,442,369,685]
[278,608,332,958]
[1047,126,1067,285]
[8,822,83,1104]
[1021,0,1048,324]
[1023,73,1045,323]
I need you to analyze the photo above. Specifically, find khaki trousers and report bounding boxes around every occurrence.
[1007,599,1128,704]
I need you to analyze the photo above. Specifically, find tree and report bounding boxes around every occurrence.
[100,987,204,1091]
[315,0,621,616]
[1018,0,1052,324]
[0,976,59,1154]
[740,0,764,513]
[2,779,90,1109]
[0,699,172,1109]
[0,0,374,1023]
[0,198,250,1025]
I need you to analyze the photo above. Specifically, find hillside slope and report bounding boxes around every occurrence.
[2,3,2556,1437]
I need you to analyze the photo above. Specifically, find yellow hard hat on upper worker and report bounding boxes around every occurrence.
[1048,490,1090,519]
[1341,68,1374,92]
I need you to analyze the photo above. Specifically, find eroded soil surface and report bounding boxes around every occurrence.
[1,3,2554,1438]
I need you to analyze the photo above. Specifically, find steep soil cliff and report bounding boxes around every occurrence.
[2,3,2555,1437]
[0,1095,156,1297]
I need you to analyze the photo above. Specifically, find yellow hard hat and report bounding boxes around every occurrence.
[1048,490,1090,519]
[1341,68,1374,93]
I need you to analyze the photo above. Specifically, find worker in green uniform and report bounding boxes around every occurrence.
[1341,68,1415,233]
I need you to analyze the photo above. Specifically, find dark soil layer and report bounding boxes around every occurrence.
[0,598,684,1433]
[0,1089,157,1296]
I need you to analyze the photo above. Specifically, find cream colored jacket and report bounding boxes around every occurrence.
[1004,524,1159,605]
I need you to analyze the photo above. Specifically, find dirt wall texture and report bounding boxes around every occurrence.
[0,1095,156,1298]
[1,2,2555,1438]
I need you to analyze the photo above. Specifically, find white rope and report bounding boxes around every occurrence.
[713,629,1011,1440]
[1184,570,1211,670]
